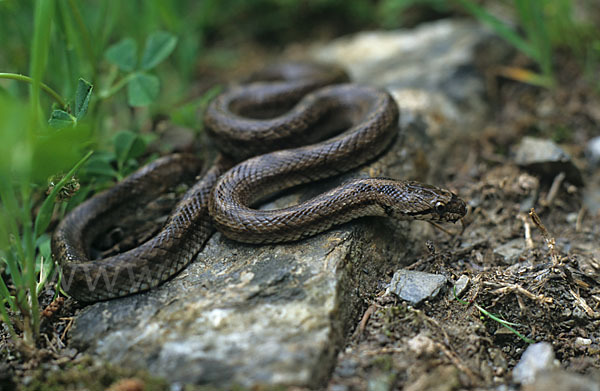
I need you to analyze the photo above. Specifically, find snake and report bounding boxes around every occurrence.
[51,62,467,302]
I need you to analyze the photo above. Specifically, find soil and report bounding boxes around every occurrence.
[324,52,600,390]
[1,38,600,391]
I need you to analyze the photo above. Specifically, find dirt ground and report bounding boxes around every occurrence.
[325,53,600,390]
[2,46,600,391]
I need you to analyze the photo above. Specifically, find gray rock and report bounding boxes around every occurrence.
[514,136,583,185]
[311,19,491,135]
[71,211,409,387]
[575,337,592,347]
[69,19,493,388]
[449,275,470,299]
[512,342,557,385]
[387,270,447,305]
[583,182,600,216]
[494,239,526,264]
[368,373,395,391]
[586,136,600,167]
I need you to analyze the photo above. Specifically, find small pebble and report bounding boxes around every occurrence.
[448,275,469,299]
[512,342,557,385]
[493,239,526,264]
[514,136,583,185]
[387,270,447,305]
[586,136,600,166]
[407,333,436,356]
[575,337,592,347]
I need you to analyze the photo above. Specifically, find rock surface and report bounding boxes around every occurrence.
[70,19,492,388]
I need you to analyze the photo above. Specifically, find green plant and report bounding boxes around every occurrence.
[457,0,600,88]
[82,130,157,183]
[0,0,95,348]
[454,287,535,344]
[0,0,187,348]
[377,0,450,28]
[48,78,93,128]
[456,0,555,88]
[100,31,177,106]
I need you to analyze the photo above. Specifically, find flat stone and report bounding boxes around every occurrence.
[387,270,447,305]
[514,136,583,185]
[69,19,493,389]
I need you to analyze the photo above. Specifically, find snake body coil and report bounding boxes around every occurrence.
[52,63,466,302]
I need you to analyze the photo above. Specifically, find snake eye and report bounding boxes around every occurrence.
[434,201,446,215]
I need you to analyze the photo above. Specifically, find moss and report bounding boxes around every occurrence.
[21,357,169,391]
[370,355,395,372]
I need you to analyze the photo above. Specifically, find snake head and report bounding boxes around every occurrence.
[380,180,467,223]
[427,191,467,223]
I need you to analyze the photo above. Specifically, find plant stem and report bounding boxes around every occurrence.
[67,0,97,78]
[98,72,135,99]
[0,73,68,109]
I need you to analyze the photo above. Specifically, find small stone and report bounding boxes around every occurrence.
[335,359,358,378]
[61,348,79,359]
[367,373,394,391]
[586,136,600,166]
[566,212,579,225]
[448,275,469,299]
[512,342,557,385]
[387,270,447,305]
[494,239,526,264]
[514,136,583,185]
[575,337,592,347]
[107,378,145,391]
[583,183,600,216]
[407,333,436,356]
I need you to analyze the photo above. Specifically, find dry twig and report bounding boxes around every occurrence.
[529,208,560,266]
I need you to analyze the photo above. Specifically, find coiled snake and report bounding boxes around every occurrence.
[51,63,466,302]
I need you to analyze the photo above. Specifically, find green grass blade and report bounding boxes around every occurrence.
[0,275,17,313]
[67,0,97,76]
[29,0,55,128]
[474,303,535,344]
[27,0,56,343]
[0,177,26,288]
[0,298,18,340]
[456,0,538,61]
[453,286,534,344]
[527,0,553,82]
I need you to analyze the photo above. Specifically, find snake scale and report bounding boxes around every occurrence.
[51,62,466,302]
